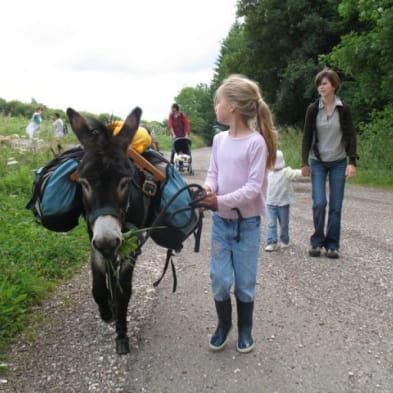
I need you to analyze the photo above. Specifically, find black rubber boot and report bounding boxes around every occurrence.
[209,298,232,351]
[236,299,255,353]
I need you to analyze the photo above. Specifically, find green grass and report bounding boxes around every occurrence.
[0,144,88,360]
[155,132,205,152]
[0,116,27,136]
[277,127,303,168]
[278,127,393,189]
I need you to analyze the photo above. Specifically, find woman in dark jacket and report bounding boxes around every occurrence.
[301,68,358,259]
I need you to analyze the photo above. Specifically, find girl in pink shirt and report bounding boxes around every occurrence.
[203,74,278,353]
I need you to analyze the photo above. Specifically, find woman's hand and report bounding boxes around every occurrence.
[346,164,356,178]
[301,165,311,177]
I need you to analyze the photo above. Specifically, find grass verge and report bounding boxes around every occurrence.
[0,145,88,361]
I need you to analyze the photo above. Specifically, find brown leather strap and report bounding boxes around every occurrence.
[127,147,166,182]
[69,170,79,182]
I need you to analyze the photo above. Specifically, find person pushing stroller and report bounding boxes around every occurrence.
[168,103,191,164]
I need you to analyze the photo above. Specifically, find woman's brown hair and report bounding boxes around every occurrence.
[315,68,341,93]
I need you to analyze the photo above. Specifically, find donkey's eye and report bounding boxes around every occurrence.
[118,177,131,194]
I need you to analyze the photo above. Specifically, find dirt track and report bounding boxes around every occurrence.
[2,147,393,393]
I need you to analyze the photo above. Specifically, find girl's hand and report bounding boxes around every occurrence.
[346,164,356,178]
[195,186,216,211]
[301,165,311,177]
[202,191,218,211]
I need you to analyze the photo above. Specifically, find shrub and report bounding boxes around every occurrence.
[358,105,393,170]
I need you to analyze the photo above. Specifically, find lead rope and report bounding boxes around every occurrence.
[152,249,177,292]
[232,207,243,242]
[139,183,208,292]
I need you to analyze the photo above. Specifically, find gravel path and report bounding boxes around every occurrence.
[2,147,393,393]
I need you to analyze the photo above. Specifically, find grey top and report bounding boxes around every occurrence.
[310,97,346,162]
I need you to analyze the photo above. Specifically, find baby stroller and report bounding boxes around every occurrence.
[173,137,194,175]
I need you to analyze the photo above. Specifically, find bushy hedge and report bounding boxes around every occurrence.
[358,105,393,170]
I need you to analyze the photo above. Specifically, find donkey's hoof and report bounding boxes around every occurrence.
[116,337,130,355]
[99,307,113,323]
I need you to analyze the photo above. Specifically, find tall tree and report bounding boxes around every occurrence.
[214,0,346,125]
[175,84,216,144]
[323,0,393,123]
[212,22,248,91]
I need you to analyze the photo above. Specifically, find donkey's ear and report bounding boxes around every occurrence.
[116,107,142,151]
[66,108,93,147]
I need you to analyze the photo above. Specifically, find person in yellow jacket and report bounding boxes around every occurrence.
[111,121,152,154]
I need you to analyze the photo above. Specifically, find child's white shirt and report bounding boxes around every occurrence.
[267,167,302,206]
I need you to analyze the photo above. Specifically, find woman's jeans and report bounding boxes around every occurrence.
[310,158,347,251]
[210,214,261,303]
[266,204,290,245]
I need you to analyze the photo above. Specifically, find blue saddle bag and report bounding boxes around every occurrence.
[150,164,200,251]
[26,147,84,232]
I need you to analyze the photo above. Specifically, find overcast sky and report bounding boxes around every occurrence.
[1,0,238,122]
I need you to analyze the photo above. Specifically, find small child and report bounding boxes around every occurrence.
[265,150,303,251]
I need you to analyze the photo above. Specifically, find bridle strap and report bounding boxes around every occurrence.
[88,207,121,224]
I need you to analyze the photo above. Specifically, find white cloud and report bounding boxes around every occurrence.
[1,0,237,122]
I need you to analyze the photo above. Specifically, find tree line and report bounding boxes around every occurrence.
[175,0,392,158]
[0,98,121,126]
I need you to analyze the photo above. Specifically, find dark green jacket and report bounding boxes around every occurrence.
[301,99,359,166]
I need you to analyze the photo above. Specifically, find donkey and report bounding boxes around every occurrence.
[66,106,150,355]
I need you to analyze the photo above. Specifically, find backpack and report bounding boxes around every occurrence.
[63,122,68,135]
[148,162,202,251]
[26,146,84,232]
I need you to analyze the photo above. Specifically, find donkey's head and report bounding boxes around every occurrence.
[67,107,142,260]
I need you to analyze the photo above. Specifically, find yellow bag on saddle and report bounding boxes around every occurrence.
[111,121,152,154]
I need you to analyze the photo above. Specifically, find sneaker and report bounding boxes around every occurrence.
[280,242,290,249]
[326,249,339,259]
[309,246,321,257]
[265,243,279,252]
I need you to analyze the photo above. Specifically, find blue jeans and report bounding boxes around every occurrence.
[266,204,290,245]
[310,158,347,250]
[210,214,261,303]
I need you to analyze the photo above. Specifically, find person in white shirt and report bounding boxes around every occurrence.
[52,113,64,139]
[265,150,304,251]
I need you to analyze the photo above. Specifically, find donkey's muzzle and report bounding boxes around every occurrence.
[91,215,123,260]
[92,236,121,260]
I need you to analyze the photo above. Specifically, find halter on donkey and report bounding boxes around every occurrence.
[67,107,204,354]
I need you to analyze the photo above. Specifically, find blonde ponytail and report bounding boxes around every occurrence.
[256,97,278,170]
[217,74,278,169]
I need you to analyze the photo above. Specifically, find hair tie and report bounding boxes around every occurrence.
[257,97,263,106]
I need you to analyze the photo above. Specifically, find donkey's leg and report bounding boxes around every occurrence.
[114,260,135,354]
[91,254,113,322]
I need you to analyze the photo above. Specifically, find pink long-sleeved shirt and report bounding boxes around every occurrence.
[204,130,268,219]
